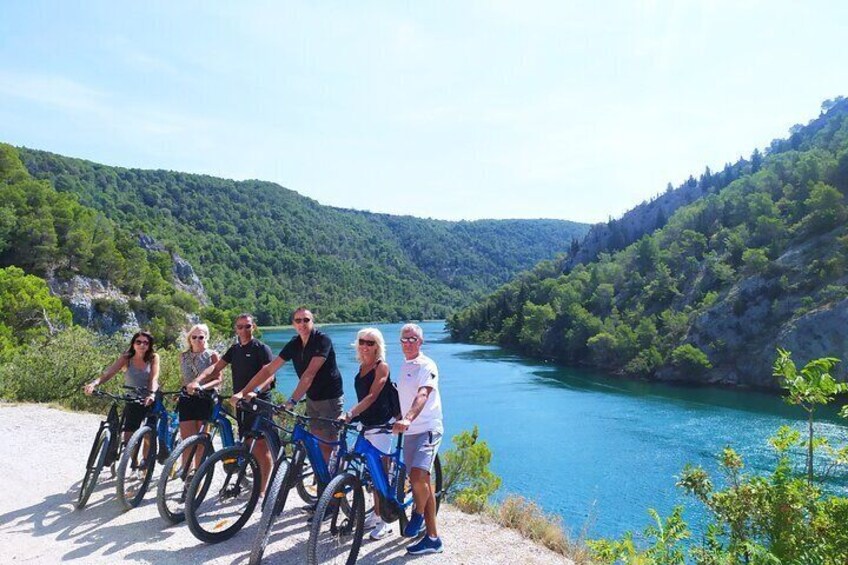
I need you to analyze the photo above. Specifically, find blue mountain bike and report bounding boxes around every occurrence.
[249,403,353,564]
[305,425,443,565]
[156,388,238,523]
[115,388,180,510]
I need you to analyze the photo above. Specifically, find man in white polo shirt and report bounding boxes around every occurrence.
[392,323,444,555]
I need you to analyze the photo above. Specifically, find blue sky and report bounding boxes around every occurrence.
[1,1,846,223]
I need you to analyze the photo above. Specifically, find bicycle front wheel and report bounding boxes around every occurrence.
[307,472,365,565]
[249,457,296,565]
[185,445,261,544]
[157,433,213,524]
[77,427,110,509]
[116,425,157,510]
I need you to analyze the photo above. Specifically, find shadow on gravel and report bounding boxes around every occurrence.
[0,476,177,561]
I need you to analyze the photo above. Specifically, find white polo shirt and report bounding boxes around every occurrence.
[399,352,443,436]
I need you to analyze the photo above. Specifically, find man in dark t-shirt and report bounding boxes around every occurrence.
[188,313,274,491]
[242,307,344,464]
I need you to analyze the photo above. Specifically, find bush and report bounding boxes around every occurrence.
[494,495,589,560]
[441,426,502,513]
[0,326,122,410]
[670,344,712,376]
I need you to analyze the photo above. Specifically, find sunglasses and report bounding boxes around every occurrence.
[135,339,150,346]
[358,339,376,347]
[190,335,206,341]
[236,324,253,330]
[293,317,311,324]
[399,336,420,344]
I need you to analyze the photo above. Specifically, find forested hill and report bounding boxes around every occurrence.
[449,97,848,388]
[17,148,588,324]
[0,143,199,350]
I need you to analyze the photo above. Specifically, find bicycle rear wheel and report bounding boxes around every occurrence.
[157,433,213,523]
[77,427,110,509]
[185,445,261,544]
[306,472,364,565]
[397,453,443,532]
[116,425,157,510]
[295,457,319,505]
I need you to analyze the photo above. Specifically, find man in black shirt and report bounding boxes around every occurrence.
[188,313,274,491]
[242,307,344,463]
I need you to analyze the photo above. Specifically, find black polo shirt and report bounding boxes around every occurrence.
[222,338,274,394]
[279,329,344,401]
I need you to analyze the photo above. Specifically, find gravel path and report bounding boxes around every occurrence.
[0,403,571,564]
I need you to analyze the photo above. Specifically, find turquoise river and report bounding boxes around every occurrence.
[262,321,848,539]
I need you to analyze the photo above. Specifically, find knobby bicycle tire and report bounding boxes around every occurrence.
[116,425,157,510]
[185,445,261,544]
[249,458,295,565]
[306,472,365,565]
[76,427,110,509]
[157,433,213,524]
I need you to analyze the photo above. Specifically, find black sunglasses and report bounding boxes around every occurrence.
[294,317,312,324]
[358,339,376,347]
[135,339,150,346]
[190,335,206,340]
[236,323,253,330]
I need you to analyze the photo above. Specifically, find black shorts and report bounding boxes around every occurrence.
[122,402,151,432]
[178,395,214,423]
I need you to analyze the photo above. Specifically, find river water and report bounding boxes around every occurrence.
[261,321,848,539]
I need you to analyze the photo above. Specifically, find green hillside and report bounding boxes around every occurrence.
[17,148,588,324]
[0,143,197,352]
[449,97,848,388]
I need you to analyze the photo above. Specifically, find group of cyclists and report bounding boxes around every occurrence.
[83,307,446,556]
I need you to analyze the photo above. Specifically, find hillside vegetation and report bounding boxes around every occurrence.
[18,148,588,324]
[0,144,199,354]
[449,97,848,387]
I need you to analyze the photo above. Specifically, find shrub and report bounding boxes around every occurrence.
[670,344,712,375]
[441,425,502,513]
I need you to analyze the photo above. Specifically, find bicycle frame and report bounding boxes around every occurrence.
[349,428,408,511]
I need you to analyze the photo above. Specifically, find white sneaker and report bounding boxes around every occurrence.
[369,519,392,540]
[363,511,379,530]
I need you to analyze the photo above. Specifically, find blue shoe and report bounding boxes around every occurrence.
[407,536,443,555]
[403,512,425,537]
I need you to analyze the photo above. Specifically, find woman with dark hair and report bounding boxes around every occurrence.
[84,330,160,443]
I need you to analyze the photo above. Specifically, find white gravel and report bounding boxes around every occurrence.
[0,403,571,564]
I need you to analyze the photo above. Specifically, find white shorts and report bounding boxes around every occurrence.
[364,428,394,454]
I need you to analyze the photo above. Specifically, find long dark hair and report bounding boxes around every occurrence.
[125,331,155,363]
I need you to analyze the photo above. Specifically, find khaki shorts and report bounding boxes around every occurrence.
[403,430,442,473]
[306,396,344,437]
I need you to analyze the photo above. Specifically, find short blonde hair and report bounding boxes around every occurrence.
[354,327,386,364]
[185,323,210,352]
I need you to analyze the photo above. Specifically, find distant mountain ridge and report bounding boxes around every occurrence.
[17,148,589,324]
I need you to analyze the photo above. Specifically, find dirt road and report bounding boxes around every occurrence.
[0,403,569,564]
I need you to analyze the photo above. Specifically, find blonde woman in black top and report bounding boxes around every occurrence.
[342,327,396,540]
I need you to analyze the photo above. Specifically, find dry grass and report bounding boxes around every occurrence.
[484,495,594,564]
